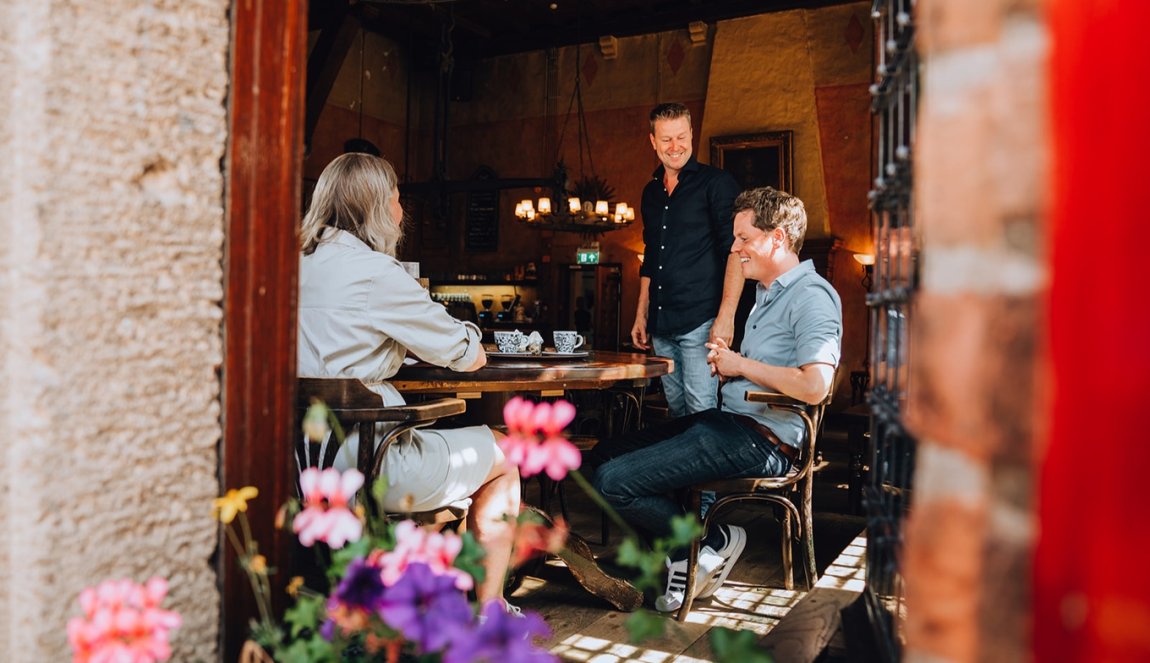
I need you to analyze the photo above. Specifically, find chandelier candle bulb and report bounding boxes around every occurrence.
[615,202,628,218]
[538,197,552,215]
[595,200,609,217]
[625,207,635,221]
[569,197,582,214]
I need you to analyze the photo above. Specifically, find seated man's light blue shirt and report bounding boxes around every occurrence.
[720,260,842,449]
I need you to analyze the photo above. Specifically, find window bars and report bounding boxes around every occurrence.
[864,0,918,659]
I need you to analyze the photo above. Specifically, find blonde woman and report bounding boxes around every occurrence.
[297,152,519,607]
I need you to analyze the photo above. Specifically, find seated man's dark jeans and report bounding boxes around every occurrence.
[587,408,791,558]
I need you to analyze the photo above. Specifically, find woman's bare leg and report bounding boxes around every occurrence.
[468,431,520,604]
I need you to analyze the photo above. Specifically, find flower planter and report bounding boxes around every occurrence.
[239,640,274,663]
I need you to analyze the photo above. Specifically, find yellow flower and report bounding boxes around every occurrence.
[248,554,268,574]
[286,576,304,597]
[213,486,259,524]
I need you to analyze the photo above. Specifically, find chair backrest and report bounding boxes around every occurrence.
[295,378,383,475]
[745,366,838,477]
[298,376,385,409]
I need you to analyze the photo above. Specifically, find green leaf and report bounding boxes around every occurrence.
[668,514,703,548]
[278,636,339,663]
[615,537,645,568]
[453,530,487,586]
[624,611,666,643]
[328,537,372,582]
[284,595,325,639]
[710,627,774,663]
[370,478,389,516]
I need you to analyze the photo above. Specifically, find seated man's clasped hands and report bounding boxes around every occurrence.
[296,153,520,608]
[588,187,842,612]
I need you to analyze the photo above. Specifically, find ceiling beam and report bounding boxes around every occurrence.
[305,4,359,148]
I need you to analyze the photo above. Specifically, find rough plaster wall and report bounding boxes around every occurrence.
[0,0,230,660]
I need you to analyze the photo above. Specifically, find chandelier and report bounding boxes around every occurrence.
[513,38,633,234]
[515,196,634,227]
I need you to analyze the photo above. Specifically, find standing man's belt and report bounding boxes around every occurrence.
[730,413,799,463]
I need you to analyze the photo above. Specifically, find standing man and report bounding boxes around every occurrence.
[591,187,842,611]
[633,103,743,416]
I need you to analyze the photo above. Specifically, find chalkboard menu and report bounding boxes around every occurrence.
[465,166,499,251]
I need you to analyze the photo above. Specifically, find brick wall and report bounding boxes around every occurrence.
[0,0,229,659]
[903,1,1049,662]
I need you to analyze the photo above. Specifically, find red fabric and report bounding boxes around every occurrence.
[1037,1,1150,660]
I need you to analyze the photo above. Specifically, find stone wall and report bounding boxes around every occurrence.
[903,0,1048,661]
[0,0,230,659]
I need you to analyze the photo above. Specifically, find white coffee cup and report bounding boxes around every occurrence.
[494,330,526,354]
[553,330,585,354]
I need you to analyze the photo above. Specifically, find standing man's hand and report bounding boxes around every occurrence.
[712,252,743,349]
[631,316,649,350]
[632,275,652,350]
[709,315,735,348]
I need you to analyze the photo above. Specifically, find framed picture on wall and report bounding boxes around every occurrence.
[710,131,794,194]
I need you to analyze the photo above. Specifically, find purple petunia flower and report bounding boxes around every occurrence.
[443,600,556,663]
[378,562,473,653]
[332,558,387,612]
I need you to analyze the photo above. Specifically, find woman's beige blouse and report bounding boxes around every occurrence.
[297,229,483,406]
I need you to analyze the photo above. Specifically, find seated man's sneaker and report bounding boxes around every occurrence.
[697,524,747,598]
[654,547,724,613]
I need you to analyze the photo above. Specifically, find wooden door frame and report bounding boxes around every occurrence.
[221,0,307,658]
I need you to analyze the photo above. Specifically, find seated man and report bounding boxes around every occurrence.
[588,187,842,611]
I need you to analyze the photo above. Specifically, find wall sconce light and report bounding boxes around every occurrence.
[688,21,708,46]
[854,252,875,290]
[598,35,618,60]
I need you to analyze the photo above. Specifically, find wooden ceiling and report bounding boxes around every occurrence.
[314,0,860,60]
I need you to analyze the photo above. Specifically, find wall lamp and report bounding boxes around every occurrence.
[854,252,875,290]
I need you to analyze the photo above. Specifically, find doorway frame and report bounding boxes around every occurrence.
[221,0,307,658]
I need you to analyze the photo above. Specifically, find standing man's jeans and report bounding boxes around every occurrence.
[652,319,719,417]
[588,409,792,550]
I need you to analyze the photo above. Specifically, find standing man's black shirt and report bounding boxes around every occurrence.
[639,156,741,336]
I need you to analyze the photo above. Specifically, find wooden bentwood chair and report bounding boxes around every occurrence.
[676,387,832,621]
[295,377,468,526]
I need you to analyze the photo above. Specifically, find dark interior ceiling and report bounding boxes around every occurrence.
[312,0,859,61]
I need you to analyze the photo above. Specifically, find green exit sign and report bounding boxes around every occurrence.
[576,249,600,264]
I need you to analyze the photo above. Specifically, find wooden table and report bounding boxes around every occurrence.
[391,350,673,398]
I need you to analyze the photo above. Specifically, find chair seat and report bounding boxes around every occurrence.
[693,469,802,494]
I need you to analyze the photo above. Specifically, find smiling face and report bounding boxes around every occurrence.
[731,209,783,283]
[649,116,693,175]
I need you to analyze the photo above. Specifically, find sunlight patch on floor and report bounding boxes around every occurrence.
[551,634,711,663]
[679,585,805,635]
[814,533,867,592]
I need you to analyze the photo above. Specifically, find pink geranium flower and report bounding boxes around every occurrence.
[293,468,364,548]
[499,397,580,480]
[526,436,583,481]
[67,577,182,663]
[370,520,473,591]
